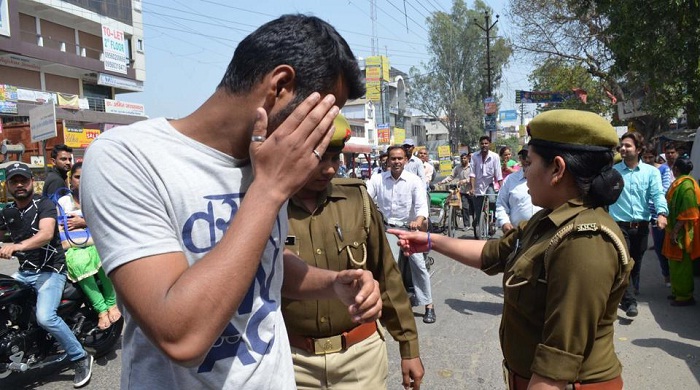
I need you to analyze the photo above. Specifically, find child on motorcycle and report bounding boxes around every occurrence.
[57,162,121,330]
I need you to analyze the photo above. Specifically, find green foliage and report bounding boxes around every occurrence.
[529,59,610,114]
[509,0,700,132]
[595,0,700,129]
[408,0,512,149]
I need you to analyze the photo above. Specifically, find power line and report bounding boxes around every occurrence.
[384,0,430,34]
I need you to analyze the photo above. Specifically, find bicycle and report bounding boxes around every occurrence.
[475,192,498,240]
[429,184,462,237]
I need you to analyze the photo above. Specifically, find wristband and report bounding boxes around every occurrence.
[427,232,432,252]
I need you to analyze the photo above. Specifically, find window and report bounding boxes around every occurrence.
[136,39,144,53]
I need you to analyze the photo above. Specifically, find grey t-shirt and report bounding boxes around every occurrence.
[81,118,293,389]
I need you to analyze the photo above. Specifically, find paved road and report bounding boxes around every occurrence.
[384,229,700,389]
[1,230,699,389]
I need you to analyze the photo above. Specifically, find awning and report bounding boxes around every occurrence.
[653,127,698,143]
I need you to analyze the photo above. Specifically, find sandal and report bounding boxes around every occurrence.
[97,312,112,330]
[107,305,122,324]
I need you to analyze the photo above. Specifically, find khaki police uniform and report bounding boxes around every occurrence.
[468,109,631,389]
[284,178,419,389]
[482,198,632,388]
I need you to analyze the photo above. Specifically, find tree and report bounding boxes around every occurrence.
[509,0,700,135]
[507,0,620,98]
[408,0,512,151]
[529,59,609,114]
[595,0,700,129]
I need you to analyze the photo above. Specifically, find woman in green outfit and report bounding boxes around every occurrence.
[58,162,121,329]
[662,157,700,306]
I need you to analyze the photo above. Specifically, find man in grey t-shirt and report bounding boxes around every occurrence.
[81,15,382,389]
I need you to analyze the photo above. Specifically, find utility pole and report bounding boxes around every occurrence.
[475,12,499,137]
[474,12,499,96]
[370,0,378,56]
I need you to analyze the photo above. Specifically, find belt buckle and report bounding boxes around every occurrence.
[313,335,343,355]
[630,222,640,229]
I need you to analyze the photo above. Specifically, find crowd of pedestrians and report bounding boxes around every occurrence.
[3,13,699,390]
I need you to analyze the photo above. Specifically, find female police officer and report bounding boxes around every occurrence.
[389,109,632,390]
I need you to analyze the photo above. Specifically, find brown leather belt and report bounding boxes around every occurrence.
[507,369,623,390]
[287,321,378,355]
[617,220,649,229]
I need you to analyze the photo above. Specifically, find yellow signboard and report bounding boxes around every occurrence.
[64,126,100,148]
[437,145,451,158]
[393,128,406,145]
[366,56,390,81]
[439,160,453,176]
[437,145,453,176]
[366,81,381,101]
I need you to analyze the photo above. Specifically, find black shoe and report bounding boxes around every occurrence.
[626,303,638,317]
[423,308,436,324]
[74,354,93,388]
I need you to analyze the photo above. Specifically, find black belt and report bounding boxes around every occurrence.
[617,221,649,229]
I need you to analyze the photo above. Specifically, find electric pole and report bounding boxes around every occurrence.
[474,12,498,97]
[475,12,499,136]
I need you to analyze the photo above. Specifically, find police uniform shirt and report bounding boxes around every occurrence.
[283,179,420,359]
[480,198,632,383]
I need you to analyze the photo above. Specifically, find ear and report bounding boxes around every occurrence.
[551,156,567,185]
[263,65,296,107]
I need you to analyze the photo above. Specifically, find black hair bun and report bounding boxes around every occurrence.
[590,167,624,206]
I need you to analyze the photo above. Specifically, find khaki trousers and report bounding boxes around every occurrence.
[292,328,388,390]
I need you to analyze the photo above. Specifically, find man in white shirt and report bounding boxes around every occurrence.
[417,147,435,188]
[495,147,542,233]
[367,146,436,323]
[402,139,427,187]
[469,136,503,239]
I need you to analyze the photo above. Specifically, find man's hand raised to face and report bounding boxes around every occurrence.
[249,93,339,203]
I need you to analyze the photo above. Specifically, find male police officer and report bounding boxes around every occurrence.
[284,115,424,389]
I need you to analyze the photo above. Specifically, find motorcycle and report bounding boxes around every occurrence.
[0,254,123,382]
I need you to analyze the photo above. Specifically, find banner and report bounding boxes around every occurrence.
[0,84,18,101]
[437,145,452,176]
[57,93,81,109]
[0,0,10,37]
[499,109,518,121]
[617,98,647,120]
[17,88,56,104]
[377,128,390,144]
[64,122,101,148]
[484,97,497,114]
[515,90,571,104]
[29,103,57,142]
[0,101,16,114]
[104,99,145,116]
[102,25,128,74]
[393,127,405,145]
[365,65,381,102]
[365,56,390,81]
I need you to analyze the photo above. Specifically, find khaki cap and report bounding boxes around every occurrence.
[527,109,618,151]
[328,114,352,151]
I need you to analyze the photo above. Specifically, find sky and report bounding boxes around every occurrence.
[119,0,532,119]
